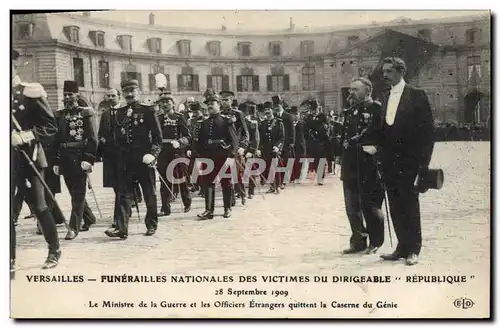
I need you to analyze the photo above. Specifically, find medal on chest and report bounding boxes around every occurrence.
[66,112,84,141]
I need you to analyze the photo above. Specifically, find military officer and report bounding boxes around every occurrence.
[11,48,61,274]
[244,103,261,199]
[156,91,192,216]
[52,80,98,240]
[304,99,330,185]
[187,101,206,196]
[259,102,285,194]
[105,79,163,238]
[196,93,238,220]
[290,106,307,183]
[339,77,385,254]
[272,95,295,189]
[219,91,249,206]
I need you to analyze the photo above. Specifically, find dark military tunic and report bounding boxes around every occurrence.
[291,116,307,181]
[157,110,192,209]
[111,102,163,235]
[245,116,260,155]
[221,107,249,151]
[54,105,98,232]
[304,112,330,173]
[258,118,285,184]
[11,81,60,262]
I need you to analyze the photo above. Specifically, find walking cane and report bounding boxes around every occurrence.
[375,161,393,248]
[86,172,103,221]
[11,115,70,232]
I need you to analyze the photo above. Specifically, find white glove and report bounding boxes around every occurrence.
[187,150,192,157]
[81,161,92,171]
[245,152,253,159]
[12,130,35,147]
[171,140,180,149]
[142,154,156,166]
[272,146,279,153]
[99,137,106,144]
[53,165,59,176]
[255,150,261,157]
[362,145,378,155]
[237,147,245,156]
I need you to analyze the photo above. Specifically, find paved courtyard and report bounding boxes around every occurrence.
[10,142,491,318]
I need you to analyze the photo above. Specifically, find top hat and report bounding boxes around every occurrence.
[121,79,139,90]
[63,80,79,94]
[310,99,320,110]
[419,168,444,192]
[272,95,283,106]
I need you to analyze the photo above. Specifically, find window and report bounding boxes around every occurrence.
[207,74,229,92]
[466,28,480,44]
[177,67,199,92]
[269,42,282,56]
[70,27,79,43]
[98,60,109,88]
[301,40,314,57]
[267,74,290,92]
[17,22,34,40]
[467,55,481,82]
[73,58,84,87]
[118,35,132,51]
[177,40,191,56]
[302,65,315,90]
[207,41,221,56]
[96,32,105,47]
[347,35,359,45]
[237,75,259,92]
[239,42,251,57]
[120,64,143,89]
[149,74,170,91]
[148,38,162,54]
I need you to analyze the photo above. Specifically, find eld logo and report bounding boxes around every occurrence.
[453,297,475,309]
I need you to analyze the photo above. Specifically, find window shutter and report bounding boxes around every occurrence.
[222,75,230,91]
[177,74,183,92]
[193,75,200,91]
[149,73,155,91]
[283,75,290,91]
[252,76,259,92]
[206,75,213,89]
[165,74,171,91]
[121,71,128,84]
[236,76,243,92]
[267,75,272,92]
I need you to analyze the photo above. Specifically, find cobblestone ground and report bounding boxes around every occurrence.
[10,142,491,318]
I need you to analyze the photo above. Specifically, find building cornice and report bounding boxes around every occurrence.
[13,39,326,64]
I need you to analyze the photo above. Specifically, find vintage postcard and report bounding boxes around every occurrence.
[10,9,491,318]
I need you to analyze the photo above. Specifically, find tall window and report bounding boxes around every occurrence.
[73,58,84,87]
[302,65,315,90]
[96,32,105,47]
[467,55,481,84]
[149,66,169,91]
[269,42,282,56]
[148,38,162,53]
[466,29,480,44]
[17,23,34,40]
[239,42,251,57]
[120,64,142,89]
[118,35,133,51]
[177,40,191,56]
[98,60,110,88]
[177,67,199,92]
[301,40,314,57]
[70,27,80,43]
[237,68,259,92]
[267,75,290,92]
[207,41,221,56]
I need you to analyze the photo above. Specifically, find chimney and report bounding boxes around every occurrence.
[149,12,155,25]
[83,12,91,17]
[289,17,295,31]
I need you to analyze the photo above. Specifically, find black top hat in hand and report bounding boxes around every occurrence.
[416,168,444,193]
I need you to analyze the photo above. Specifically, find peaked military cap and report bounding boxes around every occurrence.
[220,90,235,98]
[63,80,79,94]
[158,91,175,102]
[121,79,140,90]
[204,93,221,104]
[263,101,273,109]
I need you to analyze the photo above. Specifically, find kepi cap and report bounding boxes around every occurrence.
[121,79,140,90]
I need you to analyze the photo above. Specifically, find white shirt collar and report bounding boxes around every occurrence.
[391,79,406,93]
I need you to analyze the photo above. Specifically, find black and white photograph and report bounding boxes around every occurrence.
[9,9,491,318]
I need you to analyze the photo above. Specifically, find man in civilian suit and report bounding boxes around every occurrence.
[363,57,435,266]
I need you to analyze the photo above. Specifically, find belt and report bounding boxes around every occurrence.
[207,139,224,145]
[60,141,86,149]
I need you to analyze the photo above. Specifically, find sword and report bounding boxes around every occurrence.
[11,115,71,232]
[85,172,103,221]
[152,165,175,199]
[131,181,141,221]
[375,161,393,248]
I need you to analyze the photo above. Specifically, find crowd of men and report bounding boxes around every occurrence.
[12,48,436,279]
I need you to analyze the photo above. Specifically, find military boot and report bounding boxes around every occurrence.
[222,187,232,218]
[197,185,214,220]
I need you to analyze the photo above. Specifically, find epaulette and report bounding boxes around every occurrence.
[80,107,95,118]
[21,82,46,98]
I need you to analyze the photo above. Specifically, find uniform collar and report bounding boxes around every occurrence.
[391,79,406,93]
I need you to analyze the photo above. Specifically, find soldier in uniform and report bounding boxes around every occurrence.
[52,80,98,240]
[272,95,295,189]
[156,91,192,216]
[244,103,260,199]
[11,48,61,273]
[196,93,238,220]
[187,101,205,196]
[219,91,249,206]
[290,106,307,183]
[339,77,385,254]
[258,103,285,194]
[304,99,330,185]
[104,79,163,238]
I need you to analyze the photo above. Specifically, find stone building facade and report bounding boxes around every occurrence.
[12,11,490,124]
